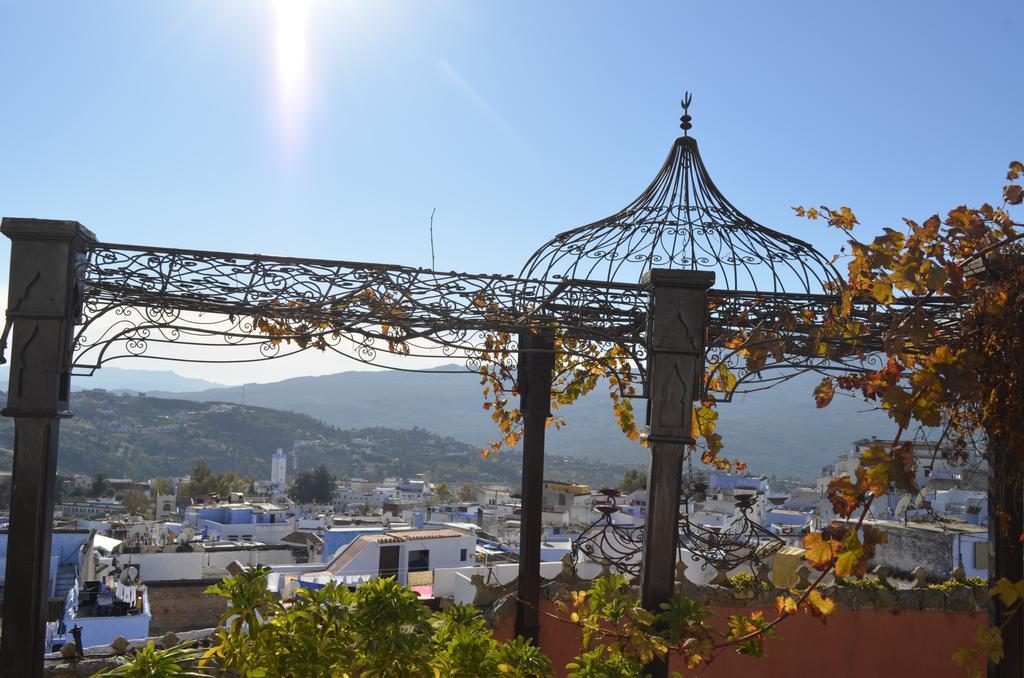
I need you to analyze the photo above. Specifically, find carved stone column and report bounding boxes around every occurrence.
[0,218,93,677]
[514,331,555,644]
[640,269,713,677]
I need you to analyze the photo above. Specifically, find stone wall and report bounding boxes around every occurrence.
[145,580,226,636]
[861,522,955,575]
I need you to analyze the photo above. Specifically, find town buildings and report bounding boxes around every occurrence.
[4,432,992,659]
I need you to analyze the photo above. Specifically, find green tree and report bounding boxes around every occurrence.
[289,464,335,504]
[458,482,477,503]
[177,460,216,500]
[617,469,647,494]
[177,460,251,502]
[90,472,112,497]
[433,482,452,504]
[123,490,152,518]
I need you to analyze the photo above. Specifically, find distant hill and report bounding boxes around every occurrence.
[144,366,900,479]
[0,389,637,488]
[1,366,226,394]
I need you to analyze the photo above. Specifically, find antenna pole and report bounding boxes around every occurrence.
[429,208,437,270]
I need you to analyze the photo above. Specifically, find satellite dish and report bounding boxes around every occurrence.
[895,495,912,518]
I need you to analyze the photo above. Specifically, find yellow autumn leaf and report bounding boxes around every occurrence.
[803,532,841,569]
[804,589,835,618]
[775,595,798,615]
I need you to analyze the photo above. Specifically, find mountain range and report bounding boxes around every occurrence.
[1,365,900,480]
[0,389,637,488]
[138,366,897,480]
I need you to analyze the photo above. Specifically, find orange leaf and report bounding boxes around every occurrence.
[803,590,835,621]
[826,476,861,518]
[775,595,798,615]
[813,377,836,408]
[1004,184,1024,205]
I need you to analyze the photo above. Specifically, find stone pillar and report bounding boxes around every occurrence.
[514,331,555,644]
[0,218,94,677]
[639,269,713,677]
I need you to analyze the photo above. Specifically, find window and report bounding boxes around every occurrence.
[460,548,468,561]
[408,549,430,572]
[558,494,566,506]
[974,541,989,571]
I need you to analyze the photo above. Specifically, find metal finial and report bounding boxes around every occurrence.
[679,91,693,135]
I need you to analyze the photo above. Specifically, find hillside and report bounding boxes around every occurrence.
[0,389,638,487]
[143,366,900,479]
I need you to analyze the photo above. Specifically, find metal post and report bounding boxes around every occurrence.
[514,331,554,644]
[1,218,93,677]
[640,269,713,678]
[988,443,1023,678]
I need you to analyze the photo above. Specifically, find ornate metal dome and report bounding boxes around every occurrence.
[520,94,840,294]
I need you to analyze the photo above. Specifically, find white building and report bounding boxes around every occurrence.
[101,542,297,581]
[817,438,986,495]
[154,494,177,522]
[266,528,476,597]
[185,502,294,544]
[271,448,288,490]
[687,475,769,532]
[927,488,988,525]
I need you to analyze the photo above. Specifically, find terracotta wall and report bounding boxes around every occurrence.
[494,600,985,677]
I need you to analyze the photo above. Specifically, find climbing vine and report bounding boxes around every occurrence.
[795,160,1024,674]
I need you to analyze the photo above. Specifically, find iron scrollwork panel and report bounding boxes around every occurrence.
[677,481,784,575]
[570,489,645,577]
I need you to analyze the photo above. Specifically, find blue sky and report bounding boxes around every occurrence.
[0,1,1021,384]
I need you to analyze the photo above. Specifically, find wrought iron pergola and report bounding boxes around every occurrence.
[0,95,963,677]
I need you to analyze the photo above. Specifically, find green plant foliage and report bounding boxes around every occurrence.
[110,570,790,677]
[565,646,644,677]
[617,469,647,494]
[838,576,887,591]
[288,464,336,504]
[96,641,208,677]
[100,568,553,677]
[928,577,988,592]
[560,574,718,671]
[725,572,770,593]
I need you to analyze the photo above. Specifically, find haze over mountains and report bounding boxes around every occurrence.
[0,389,634,487]
[2,365,901,480]
[116,365,900,480]
[71,367,227,393]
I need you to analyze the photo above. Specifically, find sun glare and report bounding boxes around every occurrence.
[273,0,313,164]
